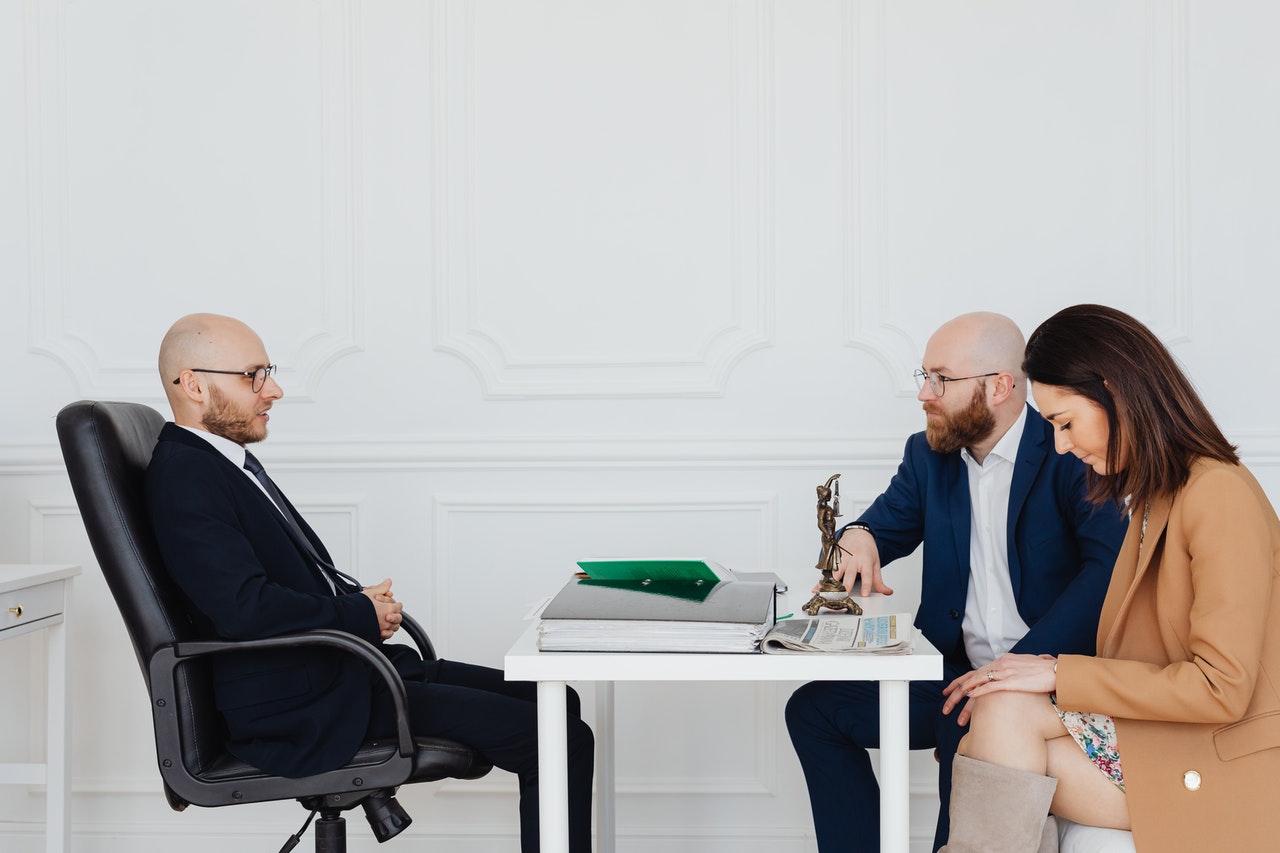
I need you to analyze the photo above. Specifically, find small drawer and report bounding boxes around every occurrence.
[0,580,64,633]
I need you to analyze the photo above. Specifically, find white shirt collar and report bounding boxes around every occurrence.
[176,424,250,469]
[961,404,1027,469]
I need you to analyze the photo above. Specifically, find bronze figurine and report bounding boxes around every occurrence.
[802,474,863,616]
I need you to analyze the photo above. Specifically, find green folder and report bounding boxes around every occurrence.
[576,578,717,602]
[575,558,727,584]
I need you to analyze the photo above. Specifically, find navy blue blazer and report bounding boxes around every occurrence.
[847,405,1127,666]
[145,423,387,777]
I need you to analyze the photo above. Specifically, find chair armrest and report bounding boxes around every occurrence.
[399,611,436,661]
[153,629,414,759]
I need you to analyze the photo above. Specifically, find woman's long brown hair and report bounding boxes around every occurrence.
[1023,304,1237,508]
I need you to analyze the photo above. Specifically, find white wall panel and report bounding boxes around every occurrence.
[25,0,363,400]
[845,0,1191,392]
[433,0,774,397]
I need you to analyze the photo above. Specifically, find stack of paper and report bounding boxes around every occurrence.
[538,565,776,653]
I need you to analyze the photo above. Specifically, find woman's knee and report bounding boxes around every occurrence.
[969,690,1052,736]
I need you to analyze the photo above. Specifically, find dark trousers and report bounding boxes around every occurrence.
[368,657,594,853]
[785,661,969,853]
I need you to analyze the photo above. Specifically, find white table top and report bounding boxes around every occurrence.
[504,618,943,682]
[0,564,80,594]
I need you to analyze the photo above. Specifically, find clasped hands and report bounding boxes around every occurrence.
[940,653,1058,726]
[362,577,403,640]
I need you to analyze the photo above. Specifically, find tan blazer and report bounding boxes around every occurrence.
[1056,459,1280,851]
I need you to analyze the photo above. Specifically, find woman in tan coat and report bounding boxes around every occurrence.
[936,303,1280,852]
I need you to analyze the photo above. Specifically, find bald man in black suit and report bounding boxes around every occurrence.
[145,313,593,852]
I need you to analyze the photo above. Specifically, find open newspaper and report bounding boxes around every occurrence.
[761,612,913,654]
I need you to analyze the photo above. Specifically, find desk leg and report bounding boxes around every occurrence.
[594,682,615,853]
[537,681,570,853]
[46,616,70,853]
[879,680,909,853]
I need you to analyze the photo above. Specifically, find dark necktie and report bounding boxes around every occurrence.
[243,450,360,592]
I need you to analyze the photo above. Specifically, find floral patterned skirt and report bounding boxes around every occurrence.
[1051,693,1125,793]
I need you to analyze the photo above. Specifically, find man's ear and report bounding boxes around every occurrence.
[989,372,1016,404]
[173,370,207,404]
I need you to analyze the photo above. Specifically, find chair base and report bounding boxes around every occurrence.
[293,788,412,852]
[314,813,347,853]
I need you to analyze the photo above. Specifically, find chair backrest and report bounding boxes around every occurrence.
[55,400,198,669]
[55,400,226,790]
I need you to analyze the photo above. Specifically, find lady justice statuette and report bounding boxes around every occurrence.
[801,474,863,616]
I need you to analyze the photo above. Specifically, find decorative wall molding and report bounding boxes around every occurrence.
[8,431,1280,476]
[23,0,364,400]
[841,0,1192,392]
[27,496,362,559]
[431,1,775,398]
[613,684,780,797]
[26,498,79,562]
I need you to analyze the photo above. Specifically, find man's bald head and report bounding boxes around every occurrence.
[159,314,277,427]
[918,312,1028,462]
[926,312,1027,398]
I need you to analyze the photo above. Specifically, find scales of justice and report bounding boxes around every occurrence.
[801,473,863,617]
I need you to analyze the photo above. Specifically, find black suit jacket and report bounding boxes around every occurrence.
[145,423,383,777]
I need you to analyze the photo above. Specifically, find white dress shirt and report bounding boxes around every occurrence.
[178,425,277,505]
[959,406,1031,667]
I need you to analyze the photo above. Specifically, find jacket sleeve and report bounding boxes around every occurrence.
[1057,466,1275,723]
[147,448,381,645]
[844,434,929,566]
[1009,468,1128,657]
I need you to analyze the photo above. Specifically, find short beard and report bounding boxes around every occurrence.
[925,383,996,455]
[202,384,266,445]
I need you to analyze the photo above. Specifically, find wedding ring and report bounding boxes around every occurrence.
[984,669,996,682]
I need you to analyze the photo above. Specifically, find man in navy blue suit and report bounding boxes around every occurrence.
[145,313,593,852]
[785,312,1126,852]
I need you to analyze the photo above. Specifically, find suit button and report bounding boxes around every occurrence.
[949,609,960,619]
[1183,770,1201,791]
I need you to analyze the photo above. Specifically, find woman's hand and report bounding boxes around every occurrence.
[940,653,1057,726]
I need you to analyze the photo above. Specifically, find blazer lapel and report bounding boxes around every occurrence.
[1006,408,1049,598]
[1100,496,1171,655]
[944,455,971,589]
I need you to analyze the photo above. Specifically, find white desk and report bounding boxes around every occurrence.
[505,613,942,853]
[0,564,79,853]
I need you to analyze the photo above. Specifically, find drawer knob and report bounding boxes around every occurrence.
[7,605,22,619]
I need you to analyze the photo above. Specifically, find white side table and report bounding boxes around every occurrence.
[0,564,80,853]
[506,604,942,853]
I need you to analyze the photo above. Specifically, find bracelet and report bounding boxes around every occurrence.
[844,522,874,537]
[1053,660,1058,674]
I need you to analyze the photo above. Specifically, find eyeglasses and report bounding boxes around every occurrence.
[173,364,277,393]
[912,369,999,397]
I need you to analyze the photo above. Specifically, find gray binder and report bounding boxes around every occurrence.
[538,579,777,653]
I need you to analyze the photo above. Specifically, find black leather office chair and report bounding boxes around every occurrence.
[55,400,492,850]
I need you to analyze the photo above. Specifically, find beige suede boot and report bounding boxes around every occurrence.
[1040,816,1060,853]
[940,754,1059,853]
